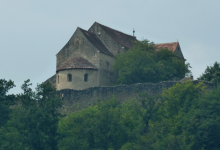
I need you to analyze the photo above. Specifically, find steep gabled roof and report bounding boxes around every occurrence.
[79,28,113,56]
[57,57,97,72]
[155,42,179,52]
[155,42,185,59]
[96,22,137,49]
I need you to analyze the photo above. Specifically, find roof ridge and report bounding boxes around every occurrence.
[78,27,97,35]
[96,22,134,38]
[155,42,179,45]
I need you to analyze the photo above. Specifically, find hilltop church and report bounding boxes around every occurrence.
[47,22,185,90]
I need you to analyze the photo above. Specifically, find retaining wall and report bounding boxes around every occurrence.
[56,80,214,114]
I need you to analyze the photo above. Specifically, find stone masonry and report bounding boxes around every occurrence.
[56,80,215,114]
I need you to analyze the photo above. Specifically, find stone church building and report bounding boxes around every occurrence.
[47,22,185,90]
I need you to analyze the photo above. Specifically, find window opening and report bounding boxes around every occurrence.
[58,75,59,84]
[84,74,88,82]
[67,74,72,82]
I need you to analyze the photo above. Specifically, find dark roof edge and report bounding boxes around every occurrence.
[155,42,179,45]
[56,67,98,73]
[96,22,135,38]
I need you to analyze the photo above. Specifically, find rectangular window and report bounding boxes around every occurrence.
[84,74,88,82]
[67,74,72,82]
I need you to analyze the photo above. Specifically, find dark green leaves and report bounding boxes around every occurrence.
[198,61,220,84]
[8,80,62,150]
[0,79,15,127]
[58,97,145,150]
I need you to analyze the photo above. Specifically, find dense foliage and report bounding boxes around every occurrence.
[198,61,220,84]
[58,98,144,150]
[1,78,220,150]
[0,79,15,128]
[113,40,191,84]
[0,80,62,150]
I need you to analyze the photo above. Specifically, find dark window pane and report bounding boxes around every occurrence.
[67,74,72,82]
[84,74,88,82]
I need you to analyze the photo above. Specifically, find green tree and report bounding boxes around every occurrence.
[198,61,220,84]
[113,40,191,84]
[0,79,15,127]
[58,97,144,150]
[8,80,62,150]
[179,84,220,150]
[149,81,220,150]
[137,93,164,134]
[0,79,18,150]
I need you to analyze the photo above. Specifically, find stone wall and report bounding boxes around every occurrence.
[56,80,215,114]
[98,53,117,86]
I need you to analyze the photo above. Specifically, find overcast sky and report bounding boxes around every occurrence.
[1,0,220,94]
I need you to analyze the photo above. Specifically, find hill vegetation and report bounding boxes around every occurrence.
[198,61,220,84]
[1,78,220,150]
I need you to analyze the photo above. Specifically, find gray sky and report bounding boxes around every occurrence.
[1,0,220,94]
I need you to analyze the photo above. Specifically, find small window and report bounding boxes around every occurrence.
[58,75,59,84]
[67,74,72,82]
[84,74,88,82]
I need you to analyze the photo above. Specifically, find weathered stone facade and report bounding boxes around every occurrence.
[57,80,215,114]
[57,69,99,90]
[56,28,101,70]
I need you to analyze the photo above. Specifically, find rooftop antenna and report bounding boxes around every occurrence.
[133,29,135,37]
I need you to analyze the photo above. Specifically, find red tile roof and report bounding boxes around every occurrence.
[79,28,113,56]
[155,42,179,52]
[57,57,97,72]
[97,22,137,49]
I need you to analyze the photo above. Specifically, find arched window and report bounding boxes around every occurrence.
[84,74,88,82]
[67,74,72,82]
[58,75,59,84]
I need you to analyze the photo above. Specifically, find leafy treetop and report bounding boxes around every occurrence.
[198,61,220,84]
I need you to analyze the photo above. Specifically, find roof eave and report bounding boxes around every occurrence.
[56,68,98,73]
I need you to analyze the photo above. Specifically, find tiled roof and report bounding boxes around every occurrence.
[97,22,137,49]
[79,28,113,56]
[155,42,179,52]
[57,57,97,72]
